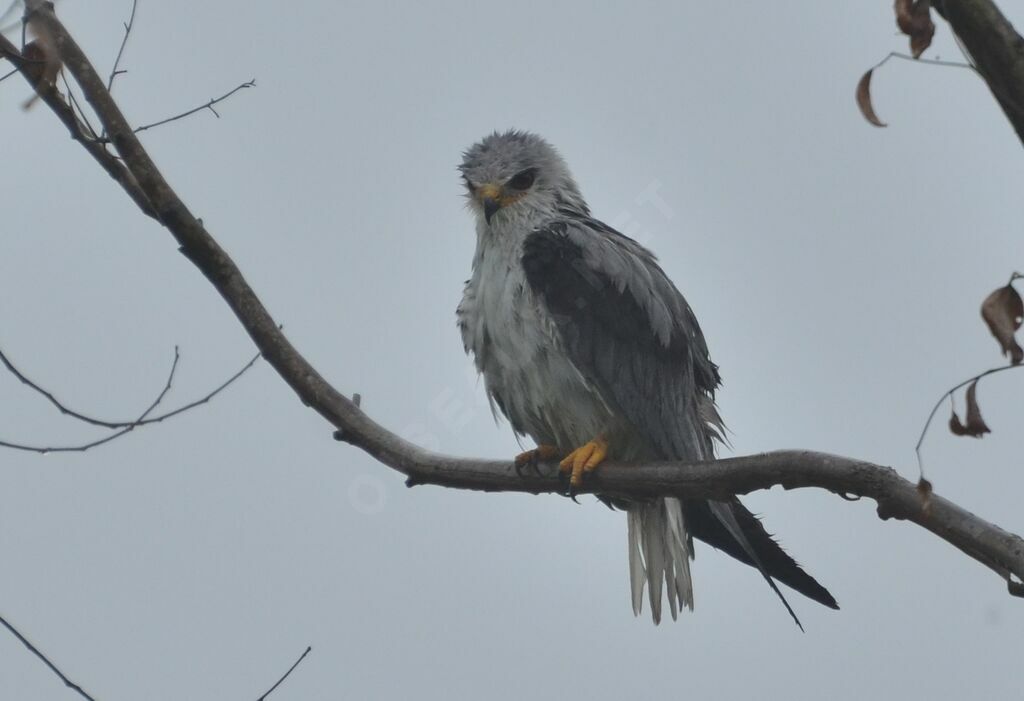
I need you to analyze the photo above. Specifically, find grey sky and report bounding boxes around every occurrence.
[2,1,1023,699]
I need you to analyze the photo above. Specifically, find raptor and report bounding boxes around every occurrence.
[456,130,837,626]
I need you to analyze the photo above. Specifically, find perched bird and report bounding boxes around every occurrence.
[456,130,837,626]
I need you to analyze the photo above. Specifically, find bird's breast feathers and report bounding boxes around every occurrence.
[458,235,614,445]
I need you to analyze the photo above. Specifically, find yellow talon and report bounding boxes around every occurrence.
[514,444,560,467]
[559,437,609,486]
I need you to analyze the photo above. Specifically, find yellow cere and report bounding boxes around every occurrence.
[475,183,527,208]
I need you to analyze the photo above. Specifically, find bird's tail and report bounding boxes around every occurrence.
[627,496,693,624]
[682,498,839,629]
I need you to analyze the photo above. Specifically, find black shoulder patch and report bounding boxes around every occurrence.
[522,227,671,351]
[521,226,580,303]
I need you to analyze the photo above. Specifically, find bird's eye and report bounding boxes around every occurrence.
[462,174,477,193]
[506,168,537,190]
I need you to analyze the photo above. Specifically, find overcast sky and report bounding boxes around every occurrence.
[2,2,1023,699]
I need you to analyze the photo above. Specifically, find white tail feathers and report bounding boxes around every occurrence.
[627,496,694,624]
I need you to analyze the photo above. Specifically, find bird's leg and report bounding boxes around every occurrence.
[559,436,609,487]
[514,444,561,476]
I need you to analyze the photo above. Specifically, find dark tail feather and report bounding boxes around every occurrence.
[683,498,839,626]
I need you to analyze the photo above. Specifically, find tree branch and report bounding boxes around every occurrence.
[13,4,1024,601]
[129,79,255,135]
[1,606,311,701]
[0,344,260,430]
[0,32,157,219]
[933,0,1024,145]
[0,611,97,701]
[0,345,179,453]
[255,646,312,701]
[105,0,136,92]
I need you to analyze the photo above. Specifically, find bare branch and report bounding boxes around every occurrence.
[106,0,136,92]
[0,346,180,453]
[932,0,1024,146]
[0,612,98,701]
[0,344,259,430]
[124,350,261,425]
[0,33,157,219]
[15,3,1024,602]
[1,615,310,701]
[130,79,255,135]
[256,646,312,701]
[59,68,99,139]
[870,49,977,72]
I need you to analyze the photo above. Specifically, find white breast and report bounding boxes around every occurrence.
[458,227,614,450]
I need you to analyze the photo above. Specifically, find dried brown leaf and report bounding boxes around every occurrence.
[856,69,887,128]
[895,0,935,59]
[949,382,991,439]
[894,0,914,32]
[964,380,992,437]
[981,284,1024,364]
[949,411,968,436]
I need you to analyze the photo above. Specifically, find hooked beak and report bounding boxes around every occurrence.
[483,197,501,224]
[476,183,503,224]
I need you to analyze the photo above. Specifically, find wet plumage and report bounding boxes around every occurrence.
[457,130,837,625]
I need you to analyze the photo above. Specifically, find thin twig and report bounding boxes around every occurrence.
[0,32,157,218]
[0,65,17,82]
[106,0,136,92]
[124,351,261,425]
[871,50,977,73]
[256,646,312,701]
[915,362,1024,477]
[0,346,180,453]
[130,79,254,135]
[0,612,98,701]
[59,70,99,140]
[0,345,259,430]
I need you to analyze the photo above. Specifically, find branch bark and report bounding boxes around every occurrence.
[10,4,1024,600]
[934,0,1024,145]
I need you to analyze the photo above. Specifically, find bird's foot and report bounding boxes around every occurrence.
[514,444,560,476]
[559,436,608,487]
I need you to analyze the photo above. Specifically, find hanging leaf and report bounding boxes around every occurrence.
[949,381,991,438]
[895,0,935,59]
[949,410,969,436]
[963,380,991,437]
[980,283,1024,364]
[856,69,887,128]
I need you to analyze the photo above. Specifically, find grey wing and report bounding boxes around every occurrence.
[520,219,721,461]
[522,219,839,620]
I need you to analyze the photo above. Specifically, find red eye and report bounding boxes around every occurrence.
[506,168,537,190]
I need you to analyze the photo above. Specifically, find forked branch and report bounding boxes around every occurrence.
[0,345,260,452]
[0,608,309,701]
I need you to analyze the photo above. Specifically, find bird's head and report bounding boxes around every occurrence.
[459,130,588,227]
